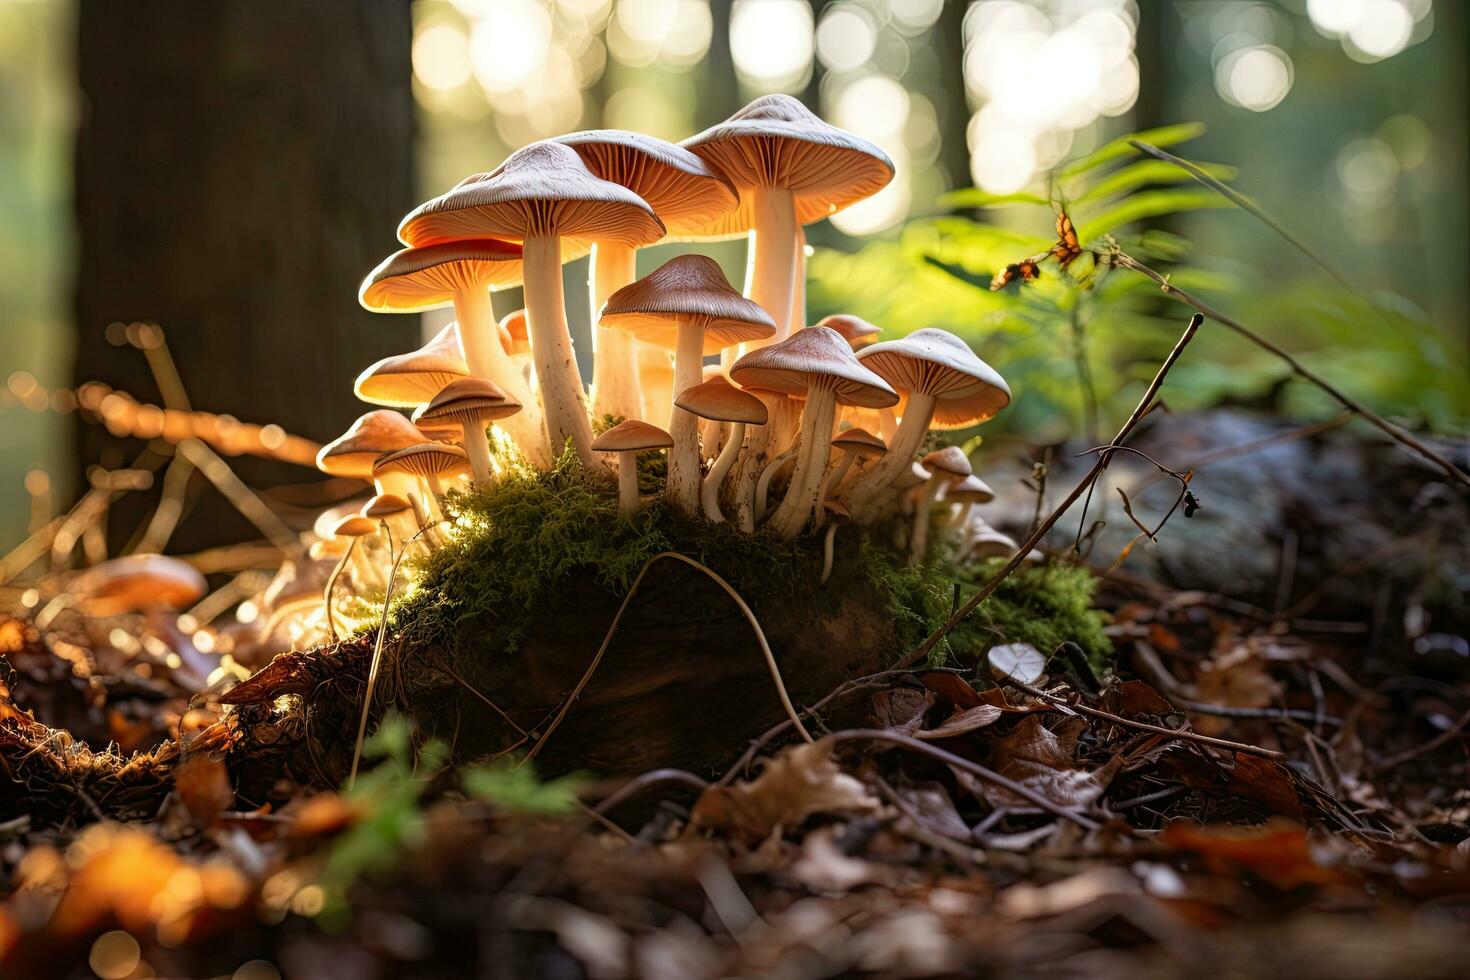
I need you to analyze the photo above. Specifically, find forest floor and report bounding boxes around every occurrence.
[0,409,1466,979]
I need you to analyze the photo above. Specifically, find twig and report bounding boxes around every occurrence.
[591,769,710,816]
[525,551,813,764]
[828,730,1102,830]
[1372,705,1470,773]
[1108,248,1469,488]
[1000,677,1286,759]
[895,313,1204,669]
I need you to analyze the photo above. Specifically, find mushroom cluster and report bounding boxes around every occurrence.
[308,95,1013,620]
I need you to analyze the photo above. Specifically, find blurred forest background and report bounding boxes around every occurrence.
[0,0,1465,549]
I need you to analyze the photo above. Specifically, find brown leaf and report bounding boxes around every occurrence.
[691,739,879,843]
[1162,819,1349,890]
[1229,752,1304,820]
[922,673,985,709]
[915,705,1003,741]
[1105,679,1176,718]
[872,688,934,735]
[983,715,1121,810]
[174,753,234,826]
[893,781,972,840]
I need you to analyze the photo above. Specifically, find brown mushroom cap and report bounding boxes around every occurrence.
[817,313,882,348]
[374,443,471,481]
[359,240,524,312]
[674,375,769,425]
[397,141,665,258]
[729,326,899,409]
[591,419,674,453]
[922,446,973,480]
[681,94,895,238]
[832,427,886,456]
[947,474,996,503]
[332,515,378,537]
[555,130,738,240]
[601,255,776,353]
[75,555,207,617]
[361,494,413,519]
[354,323,470,408]
[317,411,428,479]
[413,377,522,428]
[857,328,1011,428]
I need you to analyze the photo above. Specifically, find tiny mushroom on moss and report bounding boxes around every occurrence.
[673,374,768,523]
[814,426,886,524]
[601,255,775,516]
[373,442,470,528]
[591,419,672,518]
[911,446,973,565]
[316,411,429,500]
[819,499,851,584]
[413,377,522,485]
[946,474,996,532]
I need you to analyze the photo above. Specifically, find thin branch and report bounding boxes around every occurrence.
[895,313,1204,670]
[1108,249,1469,488]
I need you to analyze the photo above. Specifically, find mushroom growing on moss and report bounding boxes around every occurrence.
[413,378,522,485]
[592,419,673,518]
[911,446,973,565]
[731,326,897,537]
[674,374,768,523]
[358,240,546,464]
[399,142,665,472]
[555,130,738,423]
[601,255,775,515]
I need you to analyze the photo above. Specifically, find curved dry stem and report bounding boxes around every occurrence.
[323,536,358,642]
[525,550,814,763]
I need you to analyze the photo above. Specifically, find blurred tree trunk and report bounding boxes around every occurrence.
[72,0,415,550]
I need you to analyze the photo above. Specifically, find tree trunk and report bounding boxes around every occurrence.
[72,0,416,550]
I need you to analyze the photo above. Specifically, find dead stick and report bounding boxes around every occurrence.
[1110,250,1469,488]
[896,313,1203,670]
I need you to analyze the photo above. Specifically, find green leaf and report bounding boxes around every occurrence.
[462,758,586,814]
[1060,122,1206,180]
[1074,159,1237,205]
[941,188,1051,209]
[1077,188,1232,241]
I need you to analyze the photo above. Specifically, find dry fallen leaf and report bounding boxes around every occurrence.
[691,739,879,843]
[1162,819,1349,890]
[983,715,1121,810]
[174,753,234,826]
[915,704,1003,740]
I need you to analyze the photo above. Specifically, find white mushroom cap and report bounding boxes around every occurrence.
[858,328,1011,428]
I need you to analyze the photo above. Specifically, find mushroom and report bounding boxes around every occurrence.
[673,375,768,523]
[591,420,672,518]
[358,240,546,464]
[498,308,535,385]
[399,142,665,472]
[317,411,432,500]
[965,519,1021,562]
[373,442,471,525]
[361,493,415,550]
[329,514,381,592]
[731,326,897,537]
[260,558,330,649]
[814,427,886,525]
[412,378,522,485]
[555,130,738,423]
[819,499,851,584]
[74,554,207,618]
[844,329,1010,519]
[324,515,378,640]
[911,446,973,565]
[353,322,468,409]
[818,313,882,350]
[946,474,996,536]
[600,255,775,515]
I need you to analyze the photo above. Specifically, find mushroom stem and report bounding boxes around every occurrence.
[821,521,838,584]
[615,449,639,518]
[522,235,603,472]
[665,320,705,516]
[813,454,856,528]
[790,224,807,331]
[701,420,745,523]
[910,477,944,566]
[878,406,899,443]
[348,540,379,590]
[769,385,838,537]
[754,444,798,524]
[589,241,643,422]
[459,420,494,485]
[843,390,937,518]
[749,186,798,339]
[768,394,803,457]
[730,392,779,531]
[451,290,548,466]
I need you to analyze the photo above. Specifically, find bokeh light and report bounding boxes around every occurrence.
[1307,0,1431,62]
[730,0,814,93]
[1215,45,1294,112]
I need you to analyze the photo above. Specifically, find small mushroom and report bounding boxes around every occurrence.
[673,375,768,523]
[324,515,378,640]
[353,322,468,408]
[412,378,522,485]
[817,313,882,350]
[361,493,416,553]
[601,255,775,516]
[74,554,207,618]
[814,427,885,525]
[911,446,973,565]
[373,442,470,527]
[819,500,851,584]
[591,420,673,518]
[965,519,1021,562]
[945,474,996,535]
[317,411,432,500]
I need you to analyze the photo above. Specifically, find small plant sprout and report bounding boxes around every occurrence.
[601,255,775,516]
[673,374,768,523]
[591,420,673,518]
[413,378,522,485]
[555,130,738,423]
[353,322,468,409]
[317,410,433,500]
[732,327,897,537]
[357,240,547,465]
[814,427,886,525]
[399,142,665,473]
[911,446,973,565]
[819,500,851,584]
[844,329,1011,519]
[988,642,1047,686]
